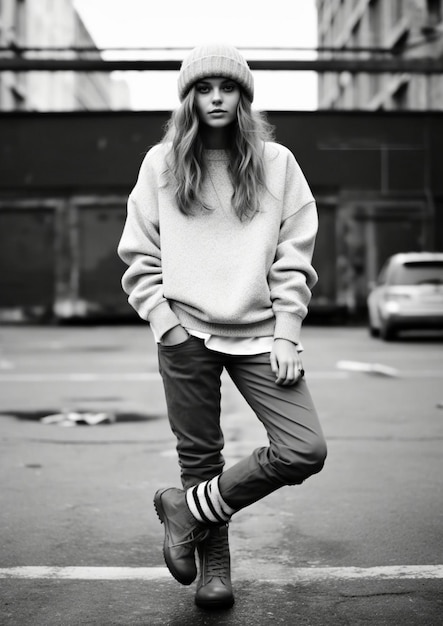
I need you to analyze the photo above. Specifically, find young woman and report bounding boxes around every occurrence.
[118,43,327,610]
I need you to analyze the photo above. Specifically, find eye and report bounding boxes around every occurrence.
[196,83,210,94]
[222,82,236,93]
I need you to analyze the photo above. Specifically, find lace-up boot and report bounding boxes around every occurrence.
[154,487,209,585]
[195,524,234,609]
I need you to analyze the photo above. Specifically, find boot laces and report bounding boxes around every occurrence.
[171,526,209,548]
[204,533,230,577]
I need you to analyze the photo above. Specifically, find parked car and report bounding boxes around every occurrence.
[367,252,443,340]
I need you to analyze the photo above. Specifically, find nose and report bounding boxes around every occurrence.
[212,88,222,104]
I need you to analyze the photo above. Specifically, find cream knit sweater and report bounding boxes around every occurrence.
[118,141,318,345]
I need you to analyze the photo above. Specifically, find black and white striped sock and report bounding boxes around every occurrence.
[186,476,235,524]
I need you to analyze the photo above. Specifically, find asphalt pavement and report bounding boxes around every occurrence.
[0,323,442,625]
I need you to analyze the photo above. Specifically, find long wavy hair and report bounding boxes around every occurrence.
[162,86,274,221]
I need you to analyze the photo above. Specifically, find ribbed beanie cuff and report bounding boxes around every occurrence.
[178,43,254,102]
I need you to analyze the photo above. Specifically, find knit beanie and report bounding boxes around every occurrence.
[177,43,254,102]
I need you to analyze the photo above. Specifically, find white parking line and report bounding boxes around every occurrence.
[0,372,349,382]
[0,567,171,580]
[0,370,442,383]
[0,565,442,581]
[0,373,161,382]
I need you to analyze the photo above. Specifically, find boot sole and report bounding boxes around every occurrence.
[153,488,197,586]
[195,595,235,610]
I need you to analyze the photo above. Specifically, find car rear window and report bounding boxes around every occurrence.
[390,261,443,285]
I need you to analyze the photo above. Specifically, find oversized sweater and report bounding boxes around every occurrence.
[117,141,318,345]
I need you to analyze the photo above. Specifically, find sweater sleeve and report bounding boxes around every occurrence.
[117,146,181,340]
[268,151,318,344]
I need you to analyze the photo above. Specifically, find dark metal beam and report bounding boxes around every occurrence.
[0,57,442,73]
[0,45,397,54]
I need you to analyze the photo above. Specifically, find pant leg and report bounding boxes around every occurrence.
[157,335,225,489]
[219,352,327,510]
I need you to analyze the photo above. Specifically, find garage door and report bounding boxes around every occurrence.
[0,208,55,308]
[77,203,131,315]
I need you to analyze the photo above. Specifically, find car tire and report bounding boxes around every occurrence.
[380,320,396,341]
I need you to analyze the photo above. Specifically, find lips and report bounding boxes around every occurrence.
[209,109,226,114]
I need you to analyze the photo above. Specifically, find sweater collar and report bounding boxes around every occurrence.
[203,149,230,162]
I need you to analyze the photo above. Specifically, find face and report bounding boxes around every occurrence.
[194,77,241,128]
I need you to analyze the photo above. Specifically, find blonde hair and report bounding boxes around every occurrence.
[162,87,274,221]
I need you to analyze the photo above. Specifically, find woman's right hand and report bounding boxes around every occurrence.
[161,325,189,346]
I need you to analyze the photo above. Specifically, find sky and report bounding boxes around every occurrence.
[73,0,318,111]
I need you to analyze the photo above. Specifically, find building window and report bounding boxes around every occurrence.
[392,82,408,110]
[426,0,442,25]
[11,85,26,110]
[13,0,26,45]
[391,0,404,24]
[369,72,381,99]
[369,0,382,46]
[350,21,360,48]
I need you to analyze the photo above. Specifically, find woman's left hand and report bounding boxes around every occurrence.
[270,339,304,386]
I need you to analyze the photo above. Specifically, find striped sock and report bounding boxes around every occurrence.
[186,476,235,525]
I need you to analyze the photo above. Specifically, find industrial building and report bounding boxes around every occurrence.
[0,0,130,110]
[0,109,441,321]
[0,1,442,322]
[316,0,443,110]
